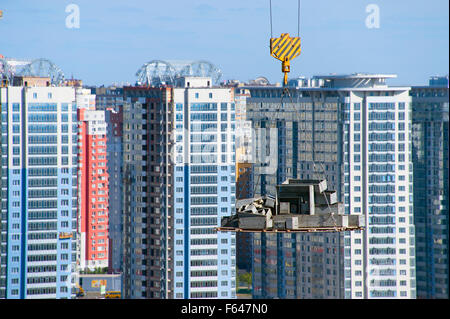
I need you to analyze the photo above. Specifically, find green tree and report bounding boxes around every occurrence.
[239,272,252,289]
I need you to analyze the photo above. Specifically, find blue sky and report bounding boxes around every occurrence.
[0,0,448,86]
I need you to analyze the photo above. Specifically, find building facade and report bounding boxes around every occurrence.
[92,86,124,111]
[122,77,237,299]
[77,107,109,270]
[122,85,173,298]
[336,75,416,299]
[105,106,123,274]
[0,82,78,299]
[172,77,236,299]
[245,80,344,299]
[411,76,449,299]
[234,86,254,272]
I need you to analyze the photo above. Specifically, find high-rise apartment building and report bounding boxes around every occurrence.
[411,76,449,299]
[77,107,109,270]
[172,77,236,299]
[234,86,253,272]
[335,75,416,299]
[0,78,78,298]
[245,78,344,299]
[75,88,95,110]
[92,86,124,111]
[122,84,173,298]
[88,86,125,274]
[122,76,237,299]
[244,74,417,299]
[105,106,123,274]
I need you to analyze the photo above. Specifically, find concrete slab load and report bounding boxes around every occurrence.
[218,179,365,233]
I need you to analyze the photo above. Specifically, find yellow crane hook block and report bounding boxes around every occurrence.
[270,33,301,86]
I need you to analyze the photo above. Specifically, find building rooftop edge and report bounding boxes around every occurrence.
[312,73,398,79]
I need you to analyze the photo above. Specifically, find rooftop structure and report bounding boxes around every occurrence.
[0,57,64,86]
[11,76,51,87]
[312,73,397,89]
[428,75,449,88]
[135,60,222,86]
